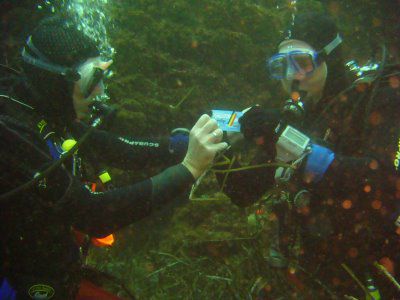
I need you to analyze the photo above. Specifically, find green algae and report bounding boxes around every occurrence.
[3,0,399,298]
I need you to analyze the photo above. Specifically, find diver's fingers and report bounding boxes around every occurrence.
[209,141,229,153]
[192,114,210,131]
[207,128,223,143]
[200,117,219,135]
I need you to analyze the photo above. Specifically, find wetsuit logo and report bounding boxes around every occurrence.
[118,137,160,148]
[28,284,55,299]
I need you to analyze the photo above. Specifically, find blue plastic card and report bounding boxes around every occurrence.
[211,109,243,132]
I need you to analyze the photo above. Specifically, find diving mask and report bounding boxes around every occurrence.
[267,49,320,80]
[267,34,343,80]
[76,58,112,98]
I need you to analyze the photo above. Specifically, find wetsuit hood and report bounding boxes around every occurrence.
[21,16,99,128]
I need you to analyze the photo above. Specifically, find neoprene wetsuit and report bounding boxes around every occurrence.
[0,102,194,299]
[217,68,400,296]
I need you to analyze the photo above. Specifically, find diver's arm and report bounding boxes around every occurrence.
[71,122,185,169]
[308,82,400,184]
[96,129,173,167]
[70,114,227,236]
[310,132,398,192]
[302,141,397,204]
[303,87,399,209]
[308,154,378,192]
[69,163,194,237]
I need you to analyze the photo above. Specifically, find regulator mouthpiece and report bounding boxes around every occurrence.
[282,80,307,125]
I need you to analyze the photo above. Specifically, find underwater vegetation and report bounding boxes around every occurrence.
[2,0,399,299]
[92,1,399,299]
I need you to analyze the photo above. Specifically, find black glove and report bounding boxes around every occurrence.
[239,106,281,144]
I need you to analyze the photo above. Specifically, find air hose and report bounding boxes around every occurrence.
[0,102,115,202]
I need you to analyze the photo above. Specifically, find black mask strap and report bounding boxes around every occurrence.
[22,36,81,81]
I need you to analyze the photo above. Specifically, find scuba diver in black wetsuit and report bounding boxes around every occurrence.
[216,12,400,298]
[0,16,228,299]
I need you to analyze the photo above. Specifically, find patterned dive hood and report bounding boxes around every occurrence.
[22,16,99,127]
